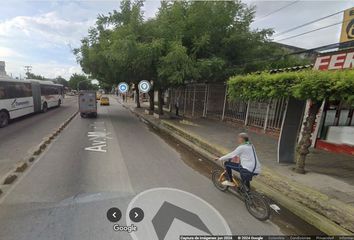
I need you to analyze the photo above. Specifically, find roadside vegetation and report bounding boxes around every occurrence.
[74,0,308,113]
[228,70,354,172]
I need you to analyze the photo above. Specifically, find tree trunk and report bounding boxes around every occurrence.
[135,87,140,108]
[295,100,322,174]
[157,88,164,115]
[148,86,154,111]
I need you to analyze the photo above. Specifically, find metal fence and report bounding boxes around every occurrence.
[167,83,287,133]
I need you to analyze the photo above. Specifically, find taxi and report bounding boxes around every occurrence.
[100,96,110,106]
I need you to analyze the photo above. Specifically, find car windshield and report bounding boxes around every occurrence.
[0,1,353,240]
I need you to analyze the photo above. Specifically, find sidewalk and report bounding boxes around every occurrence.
[117,97,354,234]
[163,117,354,203]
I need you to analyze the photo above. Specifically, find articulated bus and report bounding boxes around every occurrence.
[0,77,64,127]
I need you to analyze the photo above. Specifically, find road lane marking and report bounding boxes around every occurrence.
[85,122,112,153]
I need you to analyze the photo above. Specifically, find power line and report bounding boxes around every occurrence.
[255,1,299,22]
[273,9,345,37]
[233,41,354,67]
[275,19,349,42]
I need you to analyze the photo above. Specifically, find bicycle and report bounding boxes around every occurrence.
[211,167,270,221]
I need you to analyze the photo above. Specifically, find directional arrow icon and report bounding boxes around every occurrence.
[129,207,144,222]
[152,201,212,240]
[107,207,122,222]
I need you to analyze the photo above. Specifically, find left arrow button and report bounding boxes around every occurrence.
[107,207,122,222]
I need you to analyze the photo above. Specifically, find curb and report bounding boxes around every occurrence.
[0,111,78,196]
[122,103,353,235]
[161,120,354,235]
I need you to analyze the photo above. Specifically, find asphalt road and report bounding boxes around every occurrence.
[0,97,283,240]
[0,96,78,179]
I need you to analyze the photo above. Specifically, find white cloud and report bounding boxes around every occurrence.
[5,60,83,80]
[0,11,94,47]
[0,47,23,58]
[1,0,351,80]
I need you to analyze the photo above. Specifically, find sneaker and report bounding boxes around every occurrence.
[221,180,236,187]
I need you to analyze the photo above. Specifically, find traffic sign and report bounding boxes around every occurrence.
[138,80,151,93]
[118,82,129,93]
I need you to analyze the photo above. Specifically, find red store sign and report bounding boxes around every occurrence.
[314,51,354,70]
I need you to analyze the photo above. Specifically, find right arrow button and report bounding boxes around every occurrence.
[129,207,144,223]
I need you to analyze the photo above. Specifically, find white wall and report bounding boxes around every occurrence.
[326,126,354,146]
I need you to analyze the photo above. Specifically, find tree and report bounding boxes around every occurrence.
[54,76,69,87]
[74,0,147,107]
[74,0,311,113]
[25,72,46,80]
[69,73,97,91]
[228,69,354,173]
[157,41,198,113]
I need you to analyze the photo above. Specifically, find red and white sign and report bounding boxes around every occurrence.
[314,51,354,70]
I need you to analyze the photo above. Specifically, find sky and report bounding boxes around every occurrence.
[0,0,353,80]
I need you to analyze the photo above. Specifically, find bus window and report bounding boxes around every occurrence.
[40,86,46,96]
[6,83,18,99]
[4,82,32,99]
[23,83,32,97]
[0,82,6,99]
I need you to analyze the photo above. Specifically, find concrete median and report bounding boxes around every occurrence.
[0,111,78,197]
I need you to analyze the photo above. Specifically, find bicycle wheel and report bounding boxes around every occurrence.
[211,169,228,192]
[245,191,270,221]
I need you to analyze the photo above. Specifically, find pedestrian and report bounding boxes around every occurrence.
[174,97,180,116]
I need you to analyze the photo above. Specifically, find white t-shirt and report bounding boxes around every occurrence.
[219,144,261,174]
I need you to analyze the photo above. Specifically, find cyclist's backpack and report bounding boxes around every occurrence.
[240,144,258,183]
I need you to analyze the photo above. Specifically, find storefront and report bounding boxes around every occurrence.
[310,49,354,155]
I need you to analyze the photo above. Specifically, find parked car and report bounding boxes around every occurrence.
[100,96,110,106]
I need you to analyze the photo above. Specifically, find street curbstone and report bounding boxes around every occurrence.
[39,142,47,150]
[33,148,42,156]
[0,111,79,196]
[163,121,354,235]
[3,174,17,185]
[161,120,354,234]
[123,103,354,235]
[145,109,153,115]
[15,162,28,173]
[43,137,51,145]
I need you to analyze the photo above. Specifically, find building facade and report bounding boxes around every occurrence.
[0,61,7,77]
[309,49,354,155]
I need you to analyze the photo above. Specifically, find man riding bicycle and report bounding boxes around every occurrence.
[216,133,261,188]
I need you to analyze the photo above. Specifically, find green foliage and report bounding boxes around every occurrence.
[74,0,311,90]
[228,69,354,103]
[54,76,69,87]
[158,41,198,86]
[68,73,97,90]
[25,72,47,80]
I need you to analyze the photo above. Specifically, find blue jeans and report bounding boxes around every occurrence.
[224,161,242,181]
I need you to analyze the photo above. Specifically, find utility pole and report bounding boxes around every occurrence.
[24,65,32,78]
